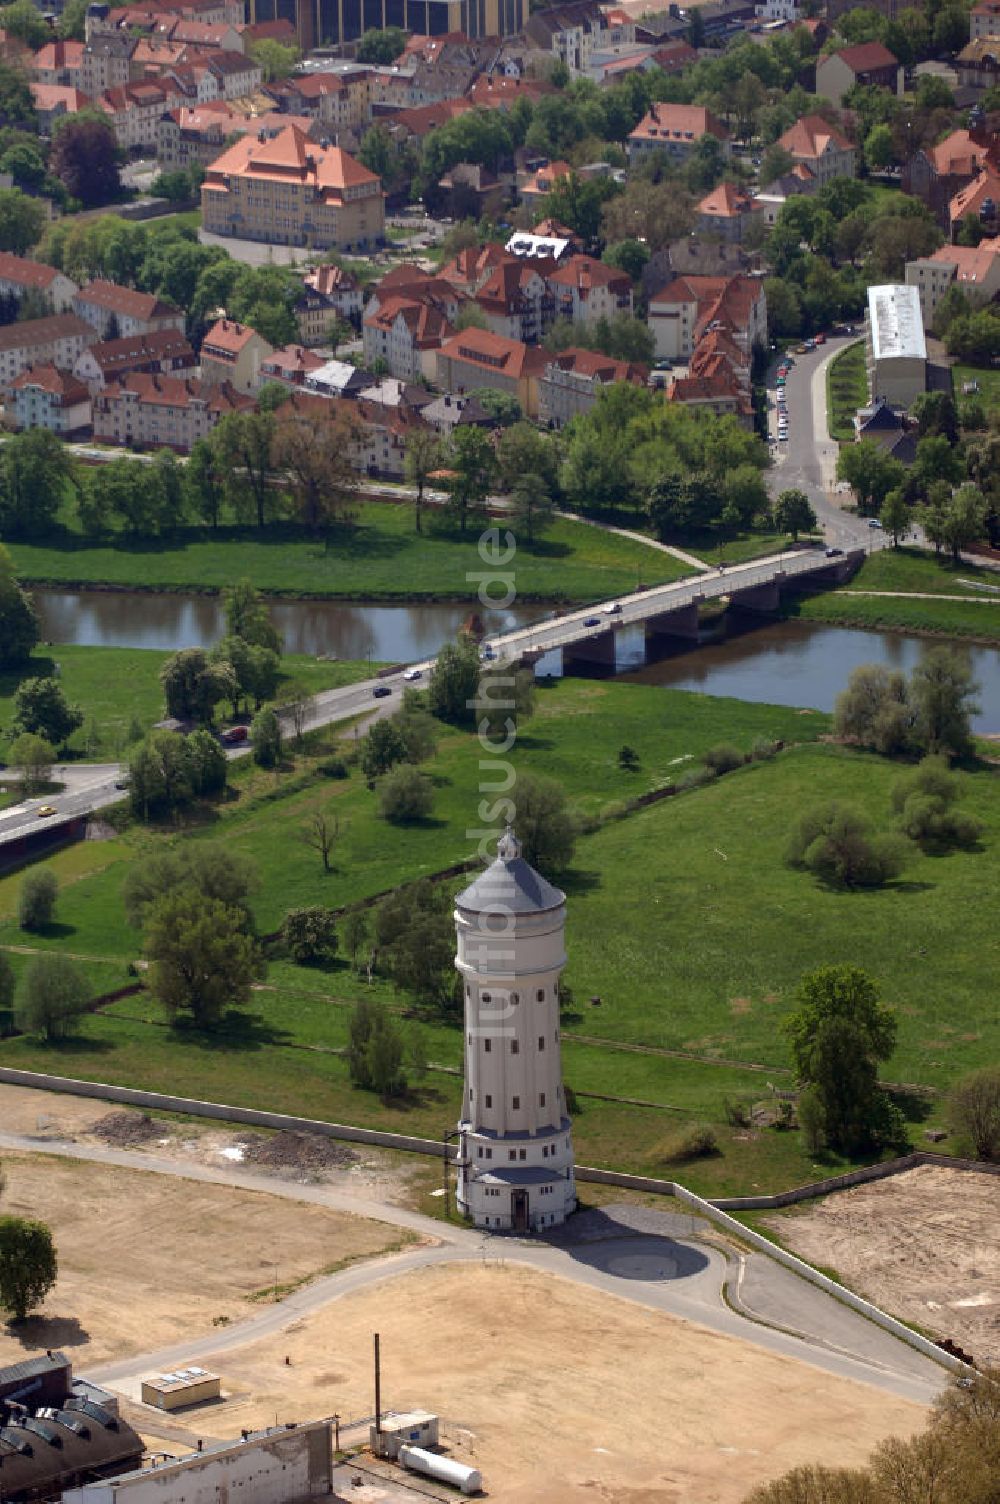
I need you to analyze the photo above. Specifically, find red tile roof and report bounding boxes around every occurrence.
[832,41,899,73]
[439,326,549,379]
[0,314,94,352]
[778,113,853,158]
[10,364,90,404]
[202,124,380,203]
[87,328,195,375]
[545,346,646,383]
[547,253,632,295]
[697,181,753,218]
[103,371,253,412]
[630,101,728,144]
[0,253,64,291]
[950,166,1000,222]
[76,281,182,322]
[927,128,992,177]
[201,318,267,357]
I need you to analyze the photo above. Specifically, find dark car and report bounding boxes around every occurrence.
[825,546,844,557]
[583,615,602,627]
[220,725,249,744]
[372,685,392,698]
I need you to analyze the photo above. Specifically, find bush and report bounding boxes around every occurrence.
[891,755,982,851]
[704,742,746,774]
[251,707,282,768]
[18,868,57,931]
[280,906,338,965]
[786,801,911,888]
[378,764,434,823]
[659,1124,719,1163]
[723,1098,751,1128]
[750,737,779,761]
[15,953,89,1041]
[316,756,349,779]
[675,764,718,793]
[796,1085,826,1152]
[618,744,640,771]
[949,1066,1000,1161]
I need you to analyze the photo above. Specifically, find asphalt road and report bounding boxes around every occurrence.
[0,1128,947,1406]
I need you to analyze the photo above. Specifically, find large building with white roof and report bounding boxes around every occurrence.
[865,283,927,408]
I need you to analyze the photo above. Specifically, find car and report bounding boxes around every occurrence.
[825,546,844,557]
[220,725,248,744]
[653,357,673,370]
[867,518,883,529]
[778,430,789,441]
[795,343,809,354]
[36,805,56,818]
[814,332,826,345]
[583,615,602,627]
[403,668,422,681]
[479,645,496,661]
[603,602,622,615]
[114,777,130,790]
[372,684,392,698]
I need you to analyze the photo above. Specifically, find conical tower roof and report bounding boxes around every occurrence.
[455,827,565,916]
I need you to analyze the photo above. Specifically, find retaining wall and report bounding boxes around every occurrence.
[714,1150,1000,1210]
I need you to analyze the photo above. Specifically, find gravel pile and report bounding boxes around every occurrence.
[90,1111,163,1146]
[239,1130,357,1175]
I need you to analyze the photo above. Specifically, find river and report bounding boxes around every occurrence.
[32,588,547,664]
[31,589,1000,734]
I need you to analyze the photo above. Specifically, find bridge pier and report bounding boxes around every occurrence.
[613,622,647,671]
[728,576,783,614]
[646,599,701,642]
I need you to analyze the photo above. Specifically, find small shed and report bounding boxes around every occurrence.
[140,1368,220,1411]
[370,1411,440,1460]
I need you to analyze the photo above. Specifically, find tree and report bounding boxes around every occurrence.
[342,907,370,969]
[144,890,264,1029]
[378,764,434,823]
[214,635,279,716]
[356,25,407,63]
[185,436,226,530]
[475,662,535,741]
[786,801,911,888]
[427,635,481,723]
[510,472,555,546]
[375,879,455,1012]
[836,661,914,758]
[403,427,440,535]
[0,187,44,255]
[0,950,12,1020]
[281,907,338,965]
[0,428,76,537]
[347,998,407,1097]
[910,646,979,759]
[159,647,234,724]
[272,404,359,539]
[248,35,300,80]
[50,116,120,207]
[603,238,649,283]
[222,578,281,654]
[0,545,38,666]
[360,718,408,780]
[123,843,257,931]
[773,488,816,541]
[15,953,89,1042]
[0,60,33,128]
[301,809,339,873]
[13,677,82,748]
[10,733,53,794]
[250,707,282,768]
[444,425,494,536]
[881,488,911,548]
[759,144,794,185]
[836,440,904,515]
[0,1217,57,1321]
[864,121,896,172]
[128,730,194,820]
[186,728,228,797]
[511,773,577,873]
[213,410,276,529]
[949,1067,1000,1161]
[784,964,901,1155]
[477,387,522,426]
[0,0,49,46]
[18,868,57,932]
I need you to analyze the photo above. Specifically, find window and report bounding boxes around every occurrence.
[512,1096,520,1110]
[482,991,491,1004]
[485,1094,492,1108]
[484,1039,492,1053]
[538,1036,545,1051]
[509,1149,517,1162]
[536,989,545,1001]
[540,1093,546,1107]
[511,1040,519,1055]
[520,1149,526,1161]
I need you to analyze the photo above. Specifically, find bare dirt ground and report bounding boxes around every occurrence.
[139,1262,926,1504]
[0,1083,433,1204]
[765,1164,1000,1366]
[0,1150,416,1368]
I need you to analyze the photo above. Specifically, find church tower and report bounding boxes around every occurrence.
[453,828,576,1232]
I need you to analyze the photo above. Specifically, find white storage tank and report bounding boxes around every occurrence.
[399,1445,482,1495]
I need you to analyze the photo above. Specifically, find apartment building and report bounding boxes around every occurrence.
[200,318,274,394]
[646,272,766,362]
[0,314,97,396]
[9,365,92,436]
[775,114,856,186]
[93,372,253,451]
[538,346,646,427]
[547,255,633,325]
[815,42,903,104]
[627,102,729,163]
[0,253,77,314]
[294,264,363,344]
[73,328,196,393]
[435,328,549,418]
[74,281,186,340]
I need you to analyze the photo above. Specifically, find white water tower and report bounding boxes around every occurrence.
[454,827,576,1232]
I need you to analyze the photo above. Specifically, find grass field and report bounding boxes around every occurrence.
[8,502,687,603]
[1,674,995,1195]
[687,530,792,566]
[952,362,1000,421]
[0,646,375,762]
[794,546,1000,640]
[826,340,866,443]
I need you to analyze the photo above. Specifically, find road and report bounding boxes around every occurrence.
[0,1127,947,1406]
[766,336,891,554]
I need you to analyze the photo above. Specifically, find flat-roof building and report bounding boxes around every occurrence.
[865,283,927,407]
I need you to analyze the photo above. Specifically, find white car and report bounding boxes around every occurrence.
[403,668,422,681]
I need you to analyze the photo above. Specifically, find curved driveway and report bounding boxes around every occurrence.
[0,1128,946,1406]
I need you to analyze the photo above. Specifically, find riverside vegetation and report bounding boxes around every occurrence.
[0,665,997,1197]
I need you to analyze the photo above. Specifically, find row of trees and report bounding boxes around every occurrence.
[833,651,980,761]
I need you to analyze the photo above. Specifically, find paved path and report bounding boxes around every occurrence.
[557,510,710,571]
[0,1128,946,1406]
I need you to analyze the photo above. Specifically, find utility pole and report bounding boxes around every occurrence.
[373,1333,381,1443]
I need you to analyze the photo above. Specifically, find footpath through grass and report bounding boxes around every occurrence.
[826,340,867,442]
[0,647,374,763]
[8,501,688,603]
[1,677,996,1194]
[794,546,1000,640]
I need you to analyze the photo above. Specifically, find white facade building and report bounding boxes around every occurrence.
[455,827,576,1233]
[866,283,927,408]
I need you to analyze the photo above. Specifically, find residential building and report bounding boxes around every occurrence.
[93,372,253,451]
[421,390,494,436]
[98,79,186,149]
[304,358,372,399]
[866,283,926,407]
[74,281,186,340]
[504,229,574,262]
[775,114,856,185]
[627,102,729,163]
[73,329,197,393]
[79,33,136,96]
[518,158,572,203]
[547,255,633,325]
[815,42,902,105]
[8,365,92,436]
[753,163,817,226]
[695,181,756,243]
[538,346,647,427]
[667,371,747,420]
[646,272,766,362]
[949,166,1000,239]
[525,0,631,74]
[363,294,454,380]
[32,38,85,87]
[905,236,1000,324]
[244,0,524,51]
[971,0,1000,39]
[258,343,325,389]
[436,327,549,417]
[853,396,918,464]
[904,120,998,227]
[31,82,92,132]
[295,264,363,344]
[0,314,97,396]
[0,253,77,314]
[200,318,274,394]
[201,124,385,252]
[650,39,698,73]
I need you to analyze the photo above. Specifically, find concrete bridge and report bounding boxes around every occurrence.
[491,545,863,678]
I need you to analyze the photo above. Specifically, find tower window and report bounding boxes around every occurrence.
[485,1094,492,1108]
[511,1040,519,1055]
[482,992,491,1003]
[484,1039,492,1053]
[540,1093,546,1107]
[511,992,519,1004]
[538,1036,545,1051]
[512,1095,520,1109]
[536,989,545,1001]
